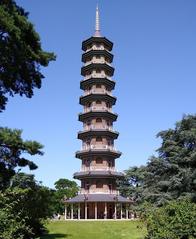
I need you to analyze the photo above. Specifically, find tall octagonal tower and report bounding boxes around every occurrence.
[65,6,132,220]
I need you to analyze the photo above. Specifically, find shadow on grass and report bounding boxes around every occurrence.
[41,233,70,239]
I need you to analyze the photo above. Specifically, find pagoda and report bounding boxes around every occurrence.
[65,6,132,220]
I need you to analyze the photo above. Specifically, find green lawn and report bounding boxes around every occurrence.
[41,220,146,239]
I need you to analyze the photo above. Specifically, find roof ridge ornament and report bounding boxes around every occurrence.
[94,5,102,37]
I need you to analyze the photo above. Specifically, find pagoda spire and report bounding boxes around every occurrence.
[94,5,101,37]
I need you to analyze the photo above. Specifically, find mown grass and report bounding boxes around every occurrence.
[41,220,146,239]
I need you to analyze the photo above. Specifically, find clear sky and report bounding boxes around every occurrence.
[1,0,196,188]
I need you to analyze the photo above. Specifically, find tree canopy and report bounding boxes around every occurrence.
[0,0,56,111]
[0,173,54,239]
[53,178,79,214]
[119,115,196,207]
[144,114,196,205]
[0,1,56,238]
[145,200,196,239]
[0,127,43,190]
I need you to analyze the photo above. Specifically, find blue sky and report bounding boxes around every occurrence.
[1,0,196,188]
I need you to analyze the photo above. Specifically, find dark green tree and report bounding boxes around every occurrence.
[118,166,146,203]
[145,200,196,239]
[0,173,54,239]
[0,0,55,111]
[54,178,79,214]
[120,115,196,207]
[144,115,196,205]
[0,127,43,190]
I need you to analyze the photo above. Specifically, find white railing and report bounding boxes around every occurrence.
[84,60,111,66]
[84,107,113,113]
[86,45,108,52]
[79,190,117,195]
[83,74,112,80]
[83,125,113,131]
[84,89,112,96]
[81,167,112,171]
[81,145,116,151]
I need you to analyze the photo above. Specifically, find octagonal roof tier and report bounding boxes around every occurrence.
[79,93,116,106]
[73,170,124,180]
[81,63,114,77]
[75,148,121,159]
[78,111,118,122]
[77,128,119,140]
[80,77,115,91]
[66,194,132,203]
[82,50,113,63]
[82,37,113,52]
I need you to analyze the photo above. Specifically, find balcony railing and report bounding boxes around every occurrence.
[81,167,115,172]
[81,145,117,151]
[84,124,113,131]
[84,106,113,113]
[86,45,110,52]
[83,125,113,131]
[83,74,112,80]
[79,189,117,194]
[84,60,111,66]
[84,89,112,96]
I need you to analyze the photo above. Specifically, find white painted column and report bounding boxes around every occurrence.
[78,203,80,220]
[85,202,87,220]
[95,202,97,220]
[114,203,117,219]
[64,204,67,220]
[126,204,128,219]
[104,202,107,219]
[71,204,73,220]
[120,203,122,219]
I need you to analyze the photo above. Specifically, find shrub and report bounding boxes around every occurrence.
[145,200,196,239]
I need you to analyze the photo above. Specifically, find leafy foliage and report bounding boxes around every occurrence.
[53,178,79,214]
[0,127,43,190]
[144,115,196,205]
[0,173,54,239]
[0,188,35,239]
[145,200,196,239]
[117,166,146,212]
[0,0,55,111]
[119,115,196,207]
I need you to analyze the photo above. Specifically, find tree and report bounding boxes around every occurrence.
[120,115,196,207]
[0,0,55,111]
[0,173,54,239]
[145,200,196,239]
[0,127,43,190]
[117,166,146,206]
[54,178,79,214]
[143,115,196,205]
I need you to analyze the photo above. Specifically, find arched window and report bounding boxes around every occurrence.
[96,100,101,105]
[81,181,85,188]
[96,157,103,164]
[96,180,103,188]
[86,139,90,147]
[96,84,101,88]
[96,137,102,142]
[108,159,113,167]
[96,118,102,123]
[86,120,91,126]
[85,181,90,190]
